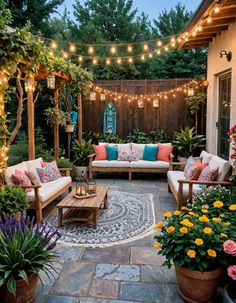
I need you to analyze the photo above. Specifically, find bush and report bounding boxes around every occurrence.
[125,128,149,143]
[57,157,73,168]
[148,129,169,143]
[84,131,122,144]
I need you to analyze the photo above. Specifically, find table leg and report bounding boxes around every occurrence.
[58,207,62,227]
[93,209,98,229]
[104,192,108,209]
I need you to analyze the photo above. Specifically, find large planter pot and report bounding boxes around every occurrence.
[0,273,38,303]
[74,165,88,178]
[175,265,223,303]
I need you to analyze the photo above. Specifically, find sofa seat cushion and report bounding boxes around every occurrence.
[208,155,231,181]
[167,171,202,198]
[130,160,169,169]
[27,176,72,203]
[92,160,130,168]
[5,162,28,185]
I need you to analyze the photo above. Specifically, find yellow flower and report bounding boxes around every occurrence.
[174,210,181,215]
[213,200,224,208]
[199,215,209,223]
[167,226,175,233]
[188,211,196,216]
[224,222,231,226]
[229,204,236,211]
[220,214,225,218]
[207,249,217,257]
[155,221,163,230]
[203,227,213,234]
[180,219,194,227]
[201,208,208,213]
[220,233,227,238]
[154,242,161,249]
[195,238,204,246]
[187,250,196,258]
[164,211,172,217]
[212,218,221,223]
[179,227,188,234]
[181,206,189,211]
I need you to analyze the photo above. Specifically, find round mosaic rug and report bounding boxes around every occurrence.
[47,191,155,247]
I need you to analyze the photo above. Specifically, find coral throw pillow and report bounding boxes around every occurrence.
[12,170,32,192]
[106,145,118,161]
[41,161,61,178]
[198,166,219,181]
[36,166,58,183]
[93,144,107,160]
[184,156,202,177]
[143,145,158,161]
[157,144,173,162]
[117,149,138,161]
[185,161,208,180]
[26,171,41,186]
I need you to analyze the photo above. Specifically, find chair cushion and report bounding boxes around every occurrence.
[92,160,130,168]
[157,144,173,162]
[106,145,118,161]
[5,162,28,185]
[167,170,202,198]
[143,145,158,161]
[208,155,231,181]
[27,176,72,203]
[130,160,169,169]
[93,144,108,160]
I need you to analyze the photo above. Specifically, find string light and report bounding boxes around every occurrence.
[128,57,133,64]
[110,46,116,54]
[78,56,83,62]
[117,58,122,64]
[148,53,153,58]
[207,17,212,23]
[127,45,133,52]
[106,58,111,65]
[141,55,145,61]
[143,43,149,51]
[88,46,94,54]
[69,44,76,52]
[214,7,220,13]
[51,41,57,49]
[92,58,98,65]
[157,41,162,47]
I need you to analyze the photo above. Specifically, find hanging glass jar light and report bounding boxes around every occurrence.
[24,77,35,93]
[47,75,55,89]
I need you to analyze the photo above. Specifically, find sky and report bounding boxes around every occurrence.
[57,0,201,22]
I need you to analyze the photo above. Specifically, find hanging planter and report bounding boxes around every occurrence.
[64,124,75,133]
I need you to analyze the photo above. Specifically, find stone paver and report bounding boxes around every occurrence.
[76,299,108,303]
[120,282,165,302]
[164,285,185,303]
[94,264,140,281]
[131,247,165,265]
[52,262,95,296]
[89,279,119,299]
[141,265,176,284]
[56,245,82,262]
[80,247,130,264]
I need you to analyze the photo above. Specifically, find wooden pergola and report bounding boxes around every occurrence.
[179,0,236,49]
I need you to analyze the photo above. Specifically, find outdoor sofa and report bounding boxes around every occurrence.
[167,150,232,209]
[88,142,173,181]
[4,157,72,222]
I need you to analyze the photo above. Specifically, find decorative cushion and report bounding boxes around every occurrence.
[106,145,118,161]
[117,149,138,161]
[25,171,41,186]
[143,145,158,161]
[93,144,108,160]
[5,162,28,185]
[184,156,202,177]
[41,161,61,178]
[185,165,201,181]
[157,144,173,162]
[198,166,219,181]
[12,170,32,192]
[36,166,58,183]
[26,157,43,176]
[200,150,212,163]
[208,155,231,181]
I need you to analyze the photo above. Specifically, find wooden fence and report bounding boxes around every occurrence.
[82,79,205,140]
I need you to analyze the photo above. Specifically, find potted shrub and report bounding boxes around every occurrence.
[0,215,61,303]
[0,185,29,219]
[154,185,236,303]
[72,139,93,178]
[45,107,68,127]
[174,126,205,162]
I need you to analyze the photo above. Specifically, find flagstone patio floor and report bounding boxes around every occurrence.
[35,174,223,303]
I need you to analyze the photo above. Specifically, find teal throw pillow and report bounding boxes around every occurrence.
[143,145,158,161]
[106,145,118,161]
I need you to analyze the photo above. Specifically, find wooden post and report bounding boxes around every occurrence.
[26,78,35,160]
[54,84,59,160]
[78,94,83,142]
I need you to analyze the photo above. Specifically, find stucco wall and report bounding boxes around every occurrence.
[207,23,236,156]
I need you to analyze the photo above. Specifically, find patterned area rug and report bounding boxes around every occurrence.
[47,191,155,247]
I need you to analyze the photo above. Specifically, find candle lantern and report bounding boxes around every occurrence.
[188,87,194,96]
[87,178,96,195]
[24,77,35,92]
[75,178,88,196]
[47,75,56,89]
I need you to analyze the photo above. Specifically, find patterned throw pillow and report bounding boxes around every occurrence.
[36,166,58,183]
[198,166,219,181]
[12,170,32,192]
[41,161,61,178]
[26,171,41,186]
[117,149,138,161]
[185,165,201,181]
[184,156,202,177]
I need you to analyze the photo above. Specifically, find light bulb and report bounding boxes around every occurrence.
[141,55,145,61]
[164,46,169,51]
[149,53,153,58]
[63,52,68,59]
[51,41,57,49]
[214,7,220,13]
[157,40,162,47]
[92,58,98,65]
[127,45,133,52]
[106,58,111,65]
[207,17,212,23]
[78,56,83,62]
[117,58,122,64]
[88,46,94,54]
[128,57,133,64]
[143,43,149,51]
[110,46,116,54]
[69,44,76,52]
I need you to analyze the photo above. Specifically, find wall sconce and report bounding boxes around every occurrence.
[24,77,36,92]
[47,75,55,89]
[220,50,232,62]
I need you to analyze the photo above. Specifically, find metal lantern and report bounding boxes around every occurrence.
[24,77,35,93]
[138,99,144,108]
[47,75,56,89]
[90,92,96,101]
[153,99,159,108]
[100,94,106,101]
[188,87,194,96]
[75,178,88,196]
[87,178,96,195]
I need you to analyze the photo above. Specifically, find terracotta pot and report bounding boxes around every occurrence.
[65,124,75,132]
[175,265,223,303]
[0,273,38,303]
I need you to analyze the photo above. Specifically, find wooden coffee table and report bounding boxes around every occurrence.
[57,185,108,229]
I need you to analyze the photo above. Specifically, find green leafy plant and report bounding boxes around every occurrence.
[57,157,73,169]
[148,129,169,143]
[0,185,29,218]
[174,126,205,158]
[84,131,122,144]
[154,186,236,272]
[125,128,149,143]
[186,92,206,131]
[44,107,68,127]
[0,215,61,296]
[72,139,93,166]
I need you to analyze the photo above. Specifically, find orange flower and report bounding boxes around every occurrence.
[212,218,221,223]
[154,242,161,249]
[155,221,163,230]
[195,238,204,246]
[207,249,217,257]
[187,250,196,258]
[164,211,172,217]
[179,227,188,234]
[203,227,213,234]
[167,226,175,233]
[213,200,224,208]
[180,219,194,227]
[199,215,209,223]
[174,210,181,215]
[229,204,236,211]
